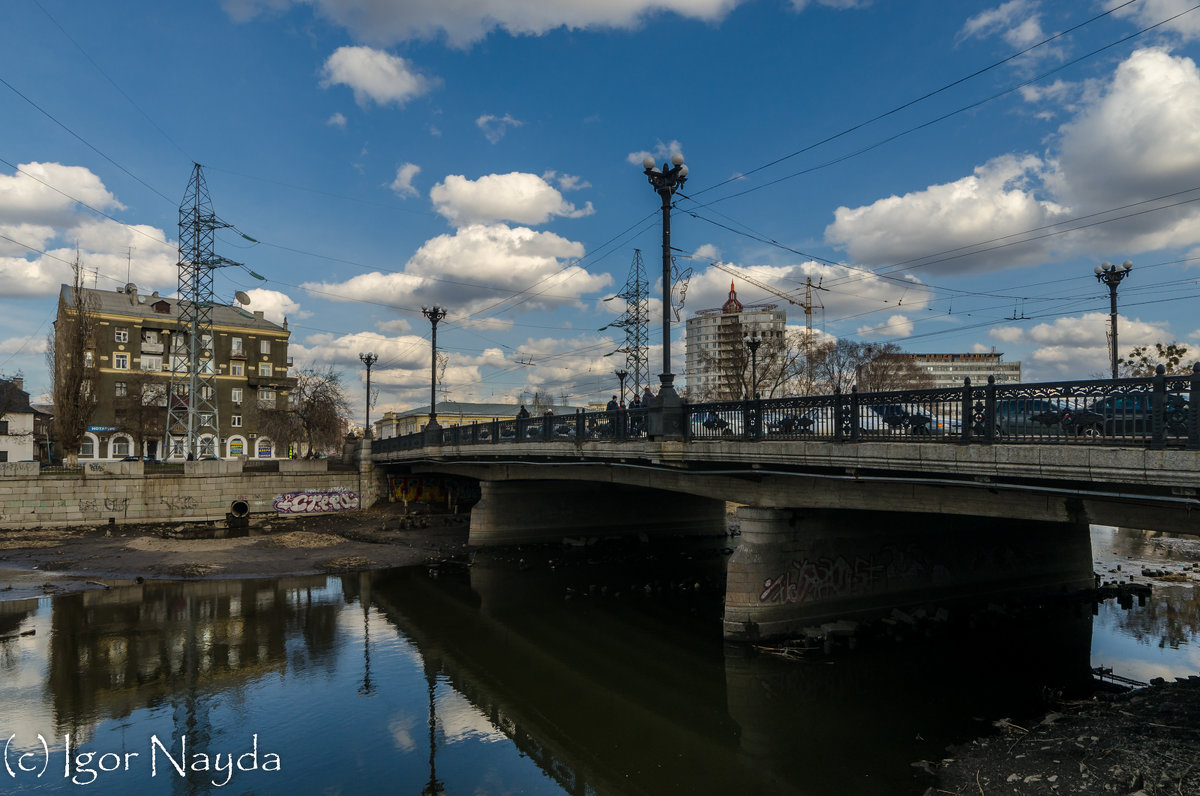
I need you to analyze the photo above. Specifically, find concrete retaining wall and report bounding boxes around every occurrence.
[0,470,367,528]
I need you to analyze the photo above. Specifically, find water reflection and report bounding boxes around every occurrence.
[0,532,1196,794]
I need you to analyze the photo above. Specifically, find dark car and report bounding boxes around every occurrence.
[1063,393,1189,438]
[120,455,160,463]
[864,403,934,435]
[994,398,1067,436]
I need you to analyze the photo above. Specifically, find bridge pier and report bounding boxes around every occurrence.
[468,480,726,547]
[724,506,1094,641]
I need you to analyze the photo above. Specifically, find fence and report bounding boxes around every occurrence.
[373,364,1200,454]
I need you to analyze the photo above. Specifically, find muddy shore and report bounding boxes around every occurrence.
[0,502,469,602]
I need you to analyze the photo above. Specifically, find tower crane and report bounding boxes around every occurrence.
[707,262,827,359]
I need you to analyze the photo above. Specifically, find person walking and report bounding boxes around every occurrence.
[517,405,530,418]
[642,386,654,405]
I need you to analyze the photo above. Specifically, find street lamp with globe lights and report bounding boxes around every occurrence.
[358,352,377,439]
[642,152,688,438]
[744,333,763,399]
[1094,260,1132,380]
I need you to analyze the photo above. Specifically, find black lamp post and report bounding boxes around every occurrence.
[358,351,377,438]
[615,368,629,405]
[422,306,448,432]
[642,152,688,438]
[1094,260,1132,380]
[744,333,763,399]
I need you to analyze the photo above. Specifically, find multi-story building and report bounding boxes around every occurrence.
[684,282,786,401]
[0,377,35,463]
[54,283,297,461]
[894,352,1022,389]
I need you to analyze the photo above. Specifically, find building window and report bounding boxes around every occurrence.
[200,358,214,375]
[80,437,95,458]
[115,328,128,343]
[115,381,127,398]
[0,420,8,434]
[231,414,242,427]
[259,363,272,377]
[231,387,242,405]
[201,334,212,352]
[113,353,130,370]
[231,337,243,355]
[199,436,216,458]
[257,438,273,458]
[143,329,159,344]
[257,388,275,408]
[200,385,213,400]
[83,350,95,368]
[229,438,244,456]
[200,412,214,428]
[141,354,163,371]
[111,437,130,457]
[231,361,244,377]
[260,339,271,355]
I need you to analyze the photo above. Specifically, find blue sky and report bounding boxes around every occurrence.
[4,0,1200,421]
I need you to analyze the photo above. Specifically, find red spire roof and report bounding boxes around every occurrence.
[721,280,744,313]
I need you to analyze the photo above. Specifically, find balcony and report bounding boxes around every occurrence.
[140,342,163,354]
[230,351,247,360]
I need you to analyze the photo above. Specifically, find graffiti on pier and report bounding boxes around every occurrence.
[78,499,98,512]
[273,489,359,514]
[759,547,932,605]
[162,495,197,511]
[104,497,128,512]
[87,463,104,472]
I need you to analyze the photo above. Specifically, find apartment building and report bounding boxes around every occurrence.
[684,282,786,401]
[54,283,297,461]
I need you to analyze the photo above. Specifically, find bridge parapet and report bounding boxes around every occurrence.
[374,366,1200,454]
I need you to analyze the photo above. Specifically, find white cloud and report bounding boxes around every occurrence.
[789,0,870,9]
[0,162,123,227]
[692,243,721,262]
[857,314,912,339]
[389,163,421,198]
[303,223,607,315]
[242,288,306,324]
[319,46,439,108]
[0,335,48,356]
[1105,0,1200,41]
[542,171,591,192]
[989,326,1025,343]
[476,113,523,144]
[430,173,594,227]
[827,49,1200,274]
[228,0,744,48]
[377,318,412,333]
[958,1,1048,50]
[626,139,684,167]
[993,312,1174,378]
[326,112,347,128]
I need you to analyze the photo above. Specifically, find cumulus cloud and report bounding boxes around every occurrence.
[326,112,347,128]
[826,49,1200,273]
[302,223,607,315]
[1105,0,1200,41]
[0,335,48,356]
[241,288,306,324]
[991,312,1173,378]
[389,163,421,197]
[476,114,522,144]
[542,171,591,192]
[430,173,594,227]
[320,46,439,107]
[227,0,744,48]
[377,318,412,333]
[857,314,913,339]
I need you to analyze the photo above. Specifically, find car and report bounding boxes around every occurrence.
[765,414,816,435]
[120,455,160,463]
[862,403,939,435]
[1063,394,1189,438]
[689,411,743,437]
[994,398,1067,437]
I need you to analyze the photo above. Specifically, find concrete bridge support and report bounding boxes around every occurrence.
[468,480,727,547]
[724,506,1094,641]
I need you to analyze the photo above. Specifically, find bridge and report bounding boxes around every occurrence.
[371,368,1200,640]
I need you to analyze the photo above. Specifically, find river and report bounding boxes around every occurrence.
[0,526,1196,795]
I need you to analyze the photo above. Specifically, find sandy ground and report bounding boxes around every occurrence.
[0,502,469,601]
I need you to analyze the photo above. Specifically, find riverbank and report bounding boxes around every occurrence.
[930,676,1200,795]
[0,502,469,601]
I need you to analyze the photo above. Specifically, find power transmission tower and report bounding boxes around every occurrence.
[612,249,650,394]
[165,163,237,459]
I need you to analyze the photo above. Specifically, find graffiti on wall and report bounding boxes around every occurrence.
[758,547,932,605]
[162,495,197,511]
[388,476,447,504]
[273,489,360,514]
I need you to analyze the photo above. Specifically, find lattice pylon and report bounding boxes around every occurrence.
[611,249,649,394]
[165,163,229,459]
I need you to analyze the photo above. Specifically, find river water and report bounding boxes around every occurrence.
[0,526,1197,795]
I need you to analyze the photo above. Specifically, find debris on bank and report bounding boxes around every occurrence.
[929,676,1200,795]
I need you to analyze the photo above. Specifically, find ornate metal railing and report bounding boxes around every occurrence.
[372,364,1200,454]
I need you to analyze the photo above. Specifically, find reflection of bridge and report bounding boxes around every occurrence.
[361,561,1096,794]
[372,374,1200,640]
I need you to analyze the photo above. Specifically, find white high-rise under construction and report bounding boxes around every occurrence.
[684,282,786,401]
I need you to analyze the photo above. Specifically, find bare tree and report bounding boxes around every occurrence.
[808,340,932,395]
[114,370,166,458]
[692,318,796,401]
[258,367,350,457]
[47,258,98,466]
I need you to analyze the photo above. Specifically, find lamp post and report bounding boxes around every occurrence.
[421,306,448,433]
[1094,260,1132,380]
[615,368,629,406]
[744,333,763,399]
[642,152,688,438]
[358,352,377,438]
